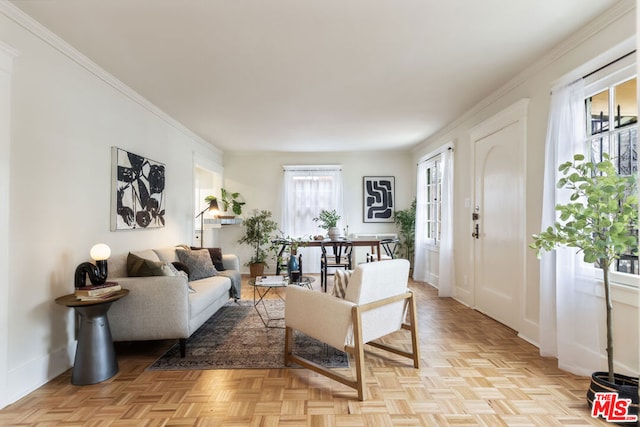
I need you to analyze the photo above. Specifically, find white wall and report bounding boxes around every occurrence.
[0,6,223,406]
[221,151,413,273]
[412,3,637,374]
[0,40,18,409]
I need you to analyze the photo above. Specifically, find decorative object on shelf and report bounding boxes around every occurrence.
[530,154,638,415]
[196,196,220,248]
[393,199,416,269]
[74,243,111,288]
[238,209,279,277]
[111,147,166,230]
[220,188,245,216]
[312,209,341,240]
[363,176,395,223]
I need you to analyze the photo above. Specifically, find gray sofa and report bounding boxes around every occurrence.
[106,246,241,356]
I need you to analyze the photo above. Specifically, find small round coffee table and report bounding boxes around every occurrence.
[249,276,316,327]
[249,276,287,328]
[290,275,315,289]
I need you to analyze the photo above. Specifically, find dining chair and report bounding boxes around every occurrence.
[366,237,399,262]
[320,240,353,292]
[380,237,399,259]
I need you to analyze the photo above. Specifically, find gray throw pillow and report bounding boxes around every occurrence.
[176,249,217,281]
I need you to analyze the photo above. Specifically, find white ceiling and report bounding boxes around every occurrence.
[10,0,620,153]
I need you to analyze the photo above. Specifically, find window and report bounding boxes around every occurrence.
[423,157,442,244]
[584,54,638,281]
[282,166,343,272]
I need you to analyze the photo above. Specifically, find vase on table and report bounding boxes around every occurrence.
[287,252,301,283]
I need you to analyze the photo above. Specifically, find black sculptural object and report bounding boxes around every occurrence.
[74,244,111,288]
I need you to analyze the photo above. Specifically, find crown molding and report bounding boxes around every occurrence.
[413,0,636,155]
[0,0,222,156]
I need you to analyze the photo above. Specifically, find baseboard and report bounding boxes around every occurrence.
[3,342,74,408]
[517,318,539,348]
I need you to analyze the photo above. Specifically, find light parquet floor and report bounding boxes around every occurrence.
[0,276,608,426]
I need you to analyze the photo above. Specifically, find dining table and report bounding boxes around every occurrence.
[273,237,383,275]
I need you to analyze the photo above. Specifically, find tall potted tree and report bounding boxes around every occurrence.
[394,199,416,269]
[530,154,638,415]
[238,209,279,277]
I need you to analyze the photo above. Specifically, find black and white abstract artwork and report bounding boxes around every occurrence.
[111,147,165,230]
[363,176,395,223]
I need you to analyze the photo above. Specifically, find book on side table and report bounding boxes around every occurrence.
[75,281,121,301]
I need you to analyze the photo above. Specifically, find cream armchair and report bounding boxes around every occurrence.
[284,259,420,400]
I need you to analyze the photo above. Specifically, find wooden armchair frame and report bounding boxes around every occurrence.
[284,289,420,401]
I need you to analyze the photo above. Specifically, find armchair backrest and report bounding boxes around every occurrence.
[344,259,410,305]
[343,258,411,344]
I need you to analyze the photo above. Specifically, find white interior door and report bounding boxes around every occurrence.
[472,101,527,331]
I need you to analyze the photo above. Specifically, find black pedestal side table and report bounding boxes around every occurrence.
[55,289,129,385]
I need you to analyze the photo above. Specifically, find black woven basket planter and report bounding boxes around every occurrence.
[586,371,638,426]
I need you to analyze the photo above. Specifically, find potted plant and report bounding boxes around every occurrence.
[220,188,245,216]
[530,153,638,415]
[394,199,416,269]
[313,209,341,240]
[238,209,279,277]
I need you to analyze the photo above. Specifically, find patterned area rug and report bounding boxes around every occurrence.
[148,299,349,370]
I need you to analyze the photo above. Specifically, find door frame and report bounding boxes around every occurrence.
[469,99,529,332]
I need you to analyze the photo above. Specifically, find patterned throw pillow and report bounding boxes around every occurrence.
[190,246,225,271]
[176,249,218,281]
[332,269,353,299]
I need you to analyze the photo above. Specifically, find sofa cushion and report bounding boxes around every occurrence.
[189,276,231,317]
[127,252,176,277]
[177,248,217,281]
[153,247,181,263]
[191,246,225,271]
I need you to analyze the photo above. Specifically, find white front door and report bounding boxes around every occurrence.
[471,100,527,331]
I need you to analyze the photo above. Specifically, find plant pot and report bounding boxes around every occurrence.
[327,226,340,240]
[249,263,265,278]
[587,371,638,425]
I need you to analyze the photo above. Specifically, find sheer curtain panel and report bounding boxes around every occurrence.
[414,161,428,282]
[540,79,604,375]
[437,149,454,297]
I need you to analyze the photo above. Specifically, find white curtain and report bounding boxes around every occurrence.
[413,161,428,282]
[282,166,343,273]
[540,79,603,375]
[437,149,454,297]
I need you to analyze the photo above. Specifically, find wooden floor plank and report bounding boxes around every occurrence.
[0,276,607,426]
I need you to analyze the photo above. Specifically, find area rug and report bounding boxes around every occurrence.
[148,299,349,370]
